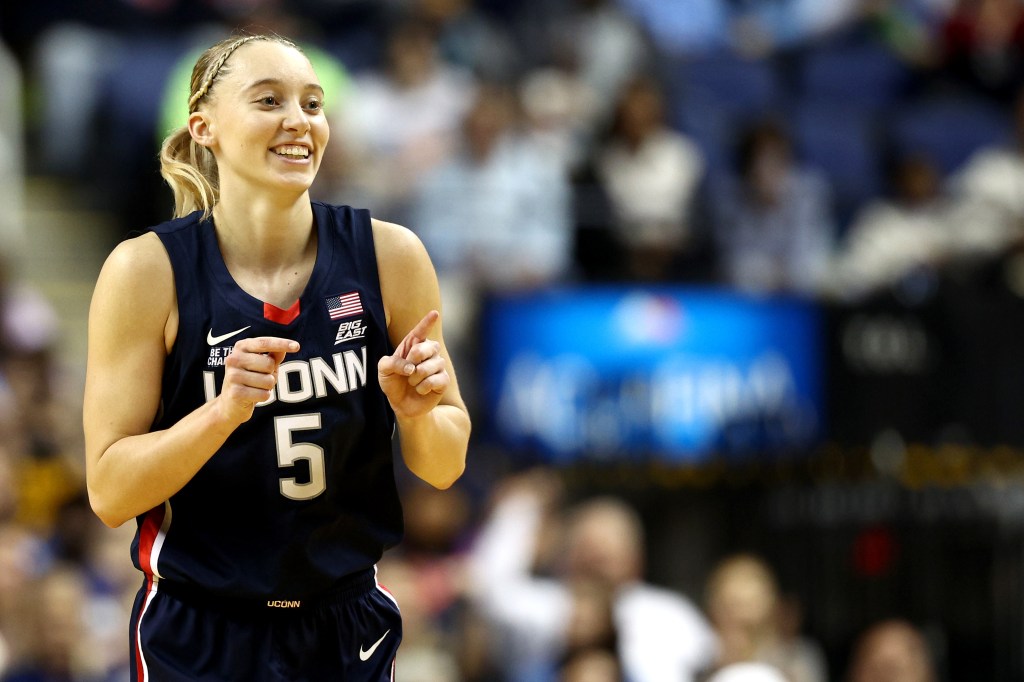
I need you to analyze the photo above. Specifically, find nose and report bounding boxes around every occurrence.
[283,101,311,135]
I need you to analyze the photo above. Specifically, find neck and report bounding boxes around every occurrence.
[211,192,318,308]
[212,191,314,268]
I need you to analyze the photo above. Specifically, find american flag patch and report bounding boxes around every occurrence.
[326,291,363,320]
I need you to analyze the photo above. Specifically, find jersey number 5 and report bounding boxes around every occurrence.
[274,414,327,500]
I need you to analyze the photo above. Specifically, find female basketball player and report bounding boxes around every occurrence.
[83,34,471,681]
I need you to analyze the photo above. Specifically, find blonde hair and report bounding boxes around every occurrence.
[158,33,300,219]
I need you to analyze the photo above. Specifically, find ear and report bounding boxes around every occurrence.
[188,111,215,148]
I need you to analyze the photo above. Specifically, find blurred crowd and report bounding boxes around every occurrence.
[3,0,1024,679]
[7,0,1024,301]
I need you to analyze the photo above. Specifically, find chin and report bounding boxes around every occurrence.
[271,172,317,193]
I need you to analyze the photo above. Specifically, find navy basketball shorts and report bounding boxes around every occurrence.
[129,568,402,681]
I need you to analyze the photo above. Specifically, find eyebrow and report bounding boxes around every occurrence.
[245,78,325,95]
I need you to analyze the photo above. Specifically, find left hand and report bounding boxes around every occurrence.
[378,310,450,419]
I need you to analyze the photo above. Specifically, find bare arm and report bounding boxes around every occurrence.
[83,234,298,527]
[373,219,471,489]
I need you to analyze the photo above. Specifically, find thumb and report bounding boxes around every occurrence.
[378,353,414,378]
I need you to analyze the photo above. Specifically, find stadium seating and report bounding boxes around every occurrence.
[797,40,911,114]
[888,95,1013,175]
[668,52,784,175]
[791,100,883,229]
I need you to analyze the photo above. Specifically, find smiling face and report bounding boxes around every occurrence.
[189,40,329,202]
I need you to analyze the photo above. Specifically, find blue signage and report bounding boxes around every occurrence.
[481,287,823,463]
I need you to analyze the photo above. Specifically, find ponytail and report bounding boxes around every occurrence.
[159,126,218,220]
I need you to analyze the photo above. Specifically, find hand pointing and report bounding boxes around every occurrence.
[378,310,450,419]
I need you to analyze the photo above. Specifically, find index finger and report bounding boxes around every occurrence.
[235,337,301,354]
[403,310,440,346]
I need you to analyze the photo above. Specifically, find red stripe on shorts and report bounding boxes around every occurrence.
[134,574,155,681]
[137,504,166,576]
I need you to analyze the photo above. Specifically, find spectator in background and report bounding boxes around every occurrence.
[1,560,130,682]
[0,492,132,682]
[617,0,732,56]
[519,66,598,173]
[707,662,788,682]
[334,16,476,225]
[710,119,837,296]
[588,75,708,282]
[30,23,124,179]
[0,522,38,678]
[414,84,572,292]
[373,480,475,682]
[0,41,24,252]
[2,77,74,550]
[509,575,624,682]
[704,553,827,682]
[937,0,1024,103]
[0,405,130,680]
[559,646,623,682]
[860,0,955,68]
[554,580,622,682]
[0,45,44,456]
[621,0,870,58]
[467,470,717,682]
[828,152,953,300]
[411,0,520,81]
[0,255,61,459]
[375,554,464,682]
[79,520,138,681]
[729,0,864,57]
[412,83,572,399]
[946,83,1024,257]
[27,0,222,181]
[0,455,15,525]
[846,619,938,682]
[547,0,652,133]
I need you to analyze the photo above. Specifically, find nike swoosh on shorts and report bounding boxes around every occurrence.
[359,630,390,662]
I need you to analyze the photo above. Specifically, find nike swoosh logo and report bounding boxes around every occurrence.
[207,326,251,345]
[358,629,390,662]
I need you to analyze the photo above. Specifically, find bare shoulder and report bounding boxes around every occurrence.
[371,218,429,264]
[371,218,436,288]
[91,232,175,334]
[98,232,173,288]
[371,218,440,332]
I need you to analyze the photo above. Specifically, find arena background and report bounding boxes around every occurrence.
[2,1,1024,680]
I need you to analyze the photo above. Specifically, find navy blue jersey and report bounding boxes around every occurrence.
[131,202,402,600]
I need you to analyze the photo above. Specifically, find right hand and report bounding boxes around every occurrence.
[218,336,300,424]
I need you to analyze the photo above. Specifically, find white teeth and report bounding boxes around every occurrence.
[273,145,309,158]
